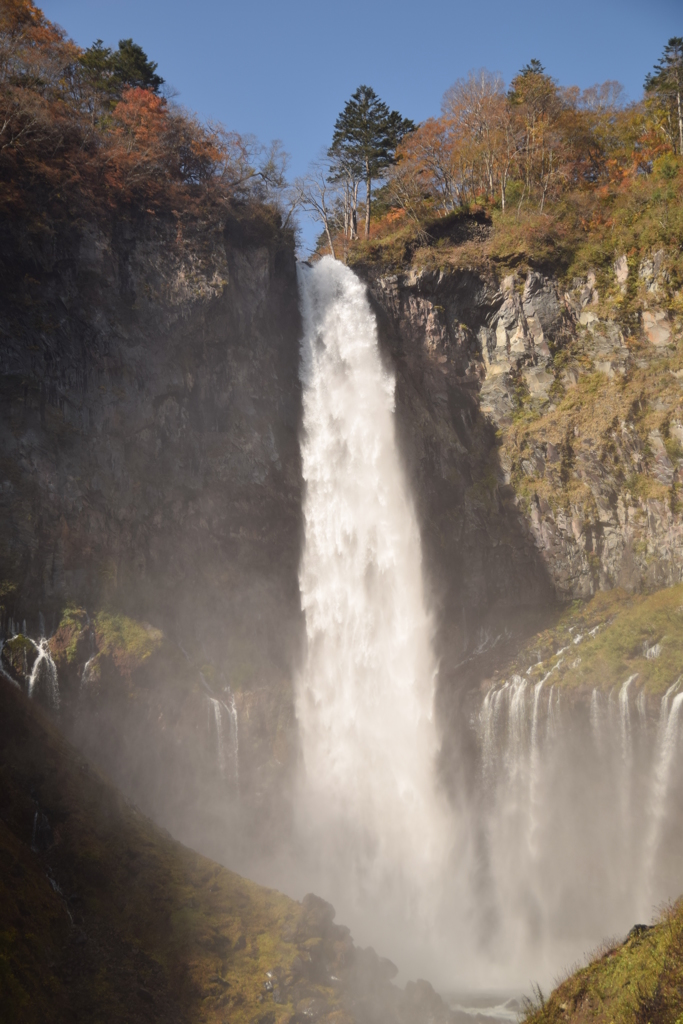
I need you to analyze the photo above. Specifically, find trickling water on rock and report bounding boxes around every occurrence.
[27,637,60,711]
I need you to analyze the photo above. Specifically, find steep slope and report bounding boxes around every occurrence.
[0,676,455,1024]
[522,905,683,1024]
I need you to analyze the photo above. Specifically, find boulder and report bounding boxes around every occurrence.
[643,309,671,346]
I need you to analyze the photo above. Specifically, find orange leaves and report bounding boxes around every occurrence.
[0,2,278,228]
[102,88,170,204]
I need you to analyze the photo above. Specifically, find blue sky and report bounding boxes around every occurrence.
[41,0,680,252]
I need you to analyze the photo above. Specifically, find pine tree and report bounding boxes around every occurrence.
[330,85,414,239]
[645,37,683,155]
[79,37,164,119]
[113,39,164,94]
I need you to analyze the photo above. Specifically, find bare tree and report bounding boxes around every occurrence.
[290,161,342,259]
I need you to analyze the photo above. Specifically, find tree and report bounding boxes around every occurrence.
[645,37,683,155]
[508,60,564,209]
[291,161,342,259]
[330,85,414,238]
[113,38,164,94]
[78,37,164,120]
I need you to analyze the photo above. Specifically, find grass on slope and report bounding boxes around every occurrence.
[0,679,338,1024]
[523,903,683,1024]
[498,583,683,696]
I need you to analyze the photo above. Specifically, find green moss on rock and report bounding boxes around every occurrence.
[503,583,683,695]
[93,610,163,676]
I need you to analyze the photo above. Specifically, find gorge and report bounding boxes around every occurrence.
[2,5,683,1022]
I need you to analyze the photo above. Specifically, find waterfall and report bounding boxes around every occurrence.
[643,683,683,903]
[476,674,683,979]
[208,697,227,777]
[27,637,59,711]
[295,257,448,960]
[224,689,239,785]
[206,690,239,786]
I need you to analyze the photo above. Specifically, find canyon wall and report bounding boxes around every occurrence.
[0,209,304,858]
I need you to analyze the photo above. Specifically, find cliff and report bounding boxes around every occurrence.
[1,205,305,861]
[356,239,683,677]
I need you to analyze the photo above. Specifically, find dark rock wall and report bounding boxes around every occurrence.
[0,210,305,861]
[0,212,304,677]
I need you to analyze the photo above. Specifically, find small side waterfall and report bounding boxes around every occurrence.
[295,257,449,965]
[477,677,683,975]
[206,690,239,786]
[28,637,60,710]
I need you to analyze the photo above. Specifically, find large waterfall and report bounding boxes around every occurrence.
[295,257,451,969]
[292,256,683,991]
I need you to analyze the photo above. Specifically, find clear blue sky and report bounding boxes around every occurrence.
[41,0,680,253]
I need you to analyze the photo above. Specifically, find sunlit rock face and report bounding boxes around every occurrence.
[363,256,683,627]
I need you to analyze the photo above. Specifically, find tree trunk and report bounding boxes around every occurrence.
[678,87,682,155]
[324,220,337,260]
[365,159,371,239]
[351,181,358,239]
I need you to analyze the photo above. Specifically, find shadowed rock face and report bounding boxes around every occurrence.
[0,210,304,694]
[0,210,306,863]
[364,268,556,659]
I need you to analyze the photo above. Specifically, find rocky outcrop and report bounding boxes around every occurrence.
[363,251,683,623]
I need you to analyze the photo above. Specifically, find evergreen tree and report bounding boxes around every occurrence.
[79,37,164,117]
[113,39,164,94]
[645,37,683,155]
[330,85,414,238]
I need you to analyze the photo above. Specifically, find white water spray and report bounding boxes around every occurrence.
[478,673,683,978]
[295,257,448,953]
[643,684,683,903]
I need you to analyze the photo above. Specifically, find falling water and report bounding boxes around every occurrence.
[208,697,227,777]
[643,684,683,903]
[477,675,683,979]
[295,257,449,963]
[206,692,239,785]
[27,637,60,710]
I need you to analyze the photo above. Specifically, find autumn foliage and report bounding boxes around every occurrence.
[0,0,283,229]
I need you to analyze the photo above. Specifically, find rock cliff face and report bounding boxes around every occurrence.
[1,211,303,657]
[366,268,555,658]
[0,209,304,860]
[362,250,683,638]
